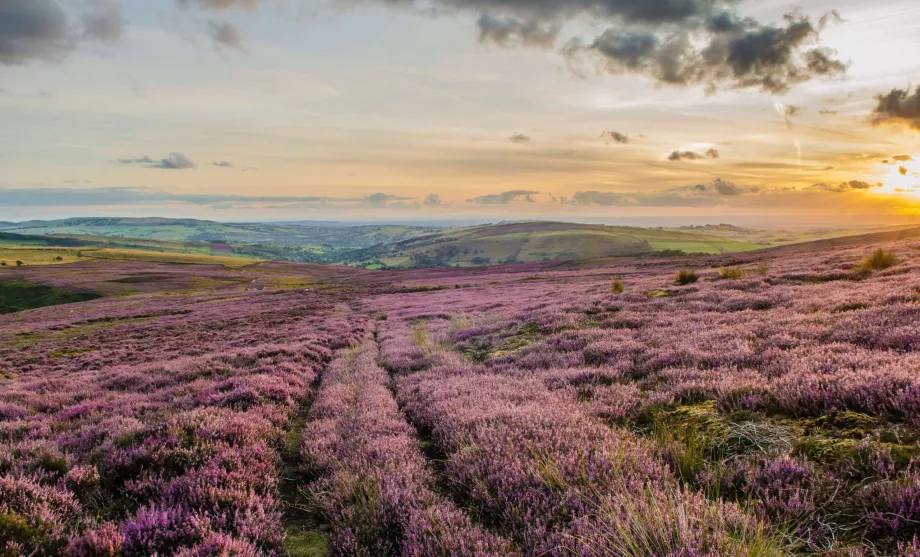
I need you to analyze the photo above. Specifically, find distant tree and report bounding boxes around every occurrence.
[0,261,5,266]
[54,256,63,261]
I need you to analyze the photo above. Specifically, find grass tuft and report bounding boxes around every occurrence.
[860,248,897,271]
[675,269,699,285]
[611,280,625,294]
[718,267,746,280]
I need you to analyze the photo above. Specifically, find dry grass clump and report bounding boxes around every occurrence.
[611,280,625,294]
[860,249,897,272]
[675,269,699,285]
[718,267,746,280]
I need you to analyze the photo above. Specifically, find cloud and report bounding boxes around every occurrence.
[668,148,719,161]
[119,156,155,165]
[0,0,73,65]
[423,193,442,206]
[603,131,630,144]
[900,166,909,176]
[569,178,760,207]
[212,161,233,168]
[208,19,243,50]
[364,192,413,208]
[807,180,882,193]
[176,0,266,9]
[893,155,914,162]
[82,0,126,42]
[477,13,559,48]
[468,190,538,204]
[509,133,531,143]
[120,153,196,170]
[333,0,845,94]
[0,0,127,66]
[818,108,838,116]
[711,177,757,196]
[154,152,196,169]
[563,11,845,94]
[871,85,920,131]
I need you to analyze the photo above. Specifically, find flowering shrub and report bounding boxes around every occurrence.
[5,236,920,555]
[0,284,367,555]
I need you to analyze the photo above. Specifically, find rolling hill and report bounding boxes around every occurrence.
[4,217,914,269]
[0,217,446,249]
[344,221,766,268]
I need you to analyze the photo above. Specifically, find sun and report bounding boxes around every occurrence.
[874,157,920,196]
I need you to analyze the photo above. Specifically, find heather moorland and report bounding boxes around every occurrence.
[1,232,920,556]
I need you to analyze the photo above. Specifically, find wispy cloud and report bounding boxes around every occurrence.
[119,153,197,170]
[668,148,720,161]
[468,190,538,204]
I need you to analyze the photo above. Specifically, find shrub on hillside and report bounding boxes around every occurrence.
[860,249,897,271]
[675,269,699,285]
[718,267,746,280]
[611,280,624,294]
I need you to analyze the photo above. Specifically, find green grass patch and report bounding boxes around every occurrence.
[48,347,96,358]
[0,281,101,314]
[285,529,329,557]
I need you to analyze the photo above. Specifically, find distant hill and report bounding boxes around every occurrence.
[343,221,766,268]
[5,217,913,269]
[1,217,444,245]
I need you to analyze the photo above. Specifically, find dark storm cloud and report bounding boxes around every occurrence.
[478,13,559,48]
[423,193,442,206]
[871,85,920,131]
[807,180,881,193]
[603,131,630,144]
[82,0,126,42]
[208,19,243,49]
[0,0,73,65]
[119,153,196,170]
[668,148,719,161]
[509,133,531,143]
[468,190,538,204]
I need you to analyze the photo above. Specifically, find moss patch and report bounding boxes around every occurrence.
[48,347,96,359]
[285,529,329,557]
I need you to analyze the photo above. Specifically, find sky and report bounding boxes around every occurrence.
[2,0,920,226]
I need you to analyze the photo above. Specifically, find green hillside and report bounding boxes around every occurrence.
[2,217,446,249]
[344,221,765,268]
